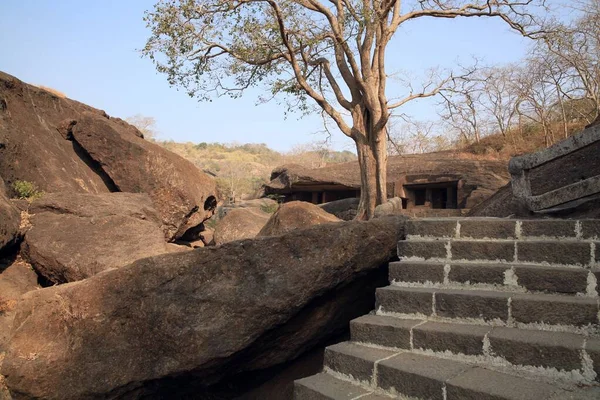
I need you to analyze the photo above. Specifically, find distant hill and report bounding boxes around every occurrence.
[155,141,356,201]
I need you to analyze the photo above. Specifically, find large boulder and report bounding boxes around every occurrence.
[0,257,39,400]
[0,258,39,353]
[2,216,405,399]
[212,207,270,245]
[21,192,180,284]
[0,178,20,253]
[0,72,217,240]
[70,112,217,239]
[258,201,341,237]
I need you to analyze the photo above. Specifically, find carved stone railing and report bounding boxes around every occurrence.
[508,125,600,212]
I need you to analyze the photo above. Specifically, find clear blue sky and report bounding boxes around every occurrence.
[0,1,544,152]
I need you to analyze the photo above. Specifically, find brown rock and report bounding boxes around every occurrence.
[22,192,176,284]
[2,216,405,399]
[258,201,340,237]
[0,258,39,353]
[213,207,270,245]
[0,72,217,240]
[70,112,217,240]
[0,178,20,252]
[0,72,112,194]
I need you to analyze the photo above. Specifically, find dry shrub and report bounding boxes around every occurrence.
[35,85,67,98]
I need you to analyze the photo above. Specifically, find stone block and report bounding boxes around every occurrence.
[350,315,419,349]
[488,327,584,371]
[412,322,489,355]
[450,241,514,262]
[435,289,510,322]
[511,293,598,326]
[581,220,600,240]
[324,342,396,384]
[397,240,448,260]
[389,261,445,284]
[294,373,370,400]
[406,219,457,238]
[446,367,560,400]
[375,286,433,316]
[448,263,509,285]
[585,339,600,382]
[377,353,472,400]
[520,220,577,238]
[459,219,516,239]
[517,241,591,266]
[514,265,589,294]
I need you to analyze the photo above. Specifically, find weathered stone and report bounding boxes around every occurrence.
[397,240,447,260]
[350,315,419,349]
[412,322,489,355]
[0,258,39,353]
[22,192,175,284]
[517,241,591,266]
[324,342,395,384]
[258,201,341,237]
[451,240,514,262]
[585,339,600,382]
[581,220,600,240]
[0,178,20,253]
[213,207,270,245]
[294,372,370,400]
[459,219,516,239]
[388,261,444,284]
[405,219,457,238]
[375,286,433,316]
[511,293,598,326]
[520,220,577,238]
[446,367,560,400]
[70,112,217,240]
[377,353,472,400]
[550,387,600,400]
[2,216,404,400]
[0,73,217,240]
[435,290,510,322]
[514,265,589,294]
[318,198,359,221]
[448,263,508,285]
[488,327,584,371]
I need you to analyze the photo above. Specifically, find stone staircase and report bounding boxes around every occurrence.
[294,218,600,399]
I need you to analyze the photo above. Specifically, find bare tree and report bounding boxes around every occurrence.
[440,79,490,144]
[480,66,522,139]
[126,114,158,140]
[516,59,558,147]
[143,0,547,218]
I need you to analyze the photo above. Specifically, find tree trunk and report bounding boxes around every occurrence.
[355,136,377,220]
[372,127,388,205]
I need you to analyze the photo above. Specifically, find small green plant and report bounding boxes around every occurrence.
[260,203,279,214]
[12,180,44,201]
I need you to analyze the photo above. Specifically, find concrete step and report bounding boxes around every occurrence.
[350,315,594,374]
[397,239,598,267]
[323,342,567,400]
[294,372,391,400]
[389,261,596,295]
[405,218,600,240]
[375,286,599,327]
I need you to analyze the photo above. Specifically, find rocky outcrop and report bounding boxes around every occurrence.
[70,112,217,239]
[374,197,403,218]
[0,72,217,240]
[2,216,405,399]
[258,201,341,237]
[22,192,180,284]
[0,258,39,353]
[318,198,359,221]
[213,207,270,245]
[0,178,20,253]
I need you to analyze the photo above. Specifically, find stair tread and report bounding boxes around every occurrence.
[326,342,569,400]
[294,372,370,399]
[378,285,598,303]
